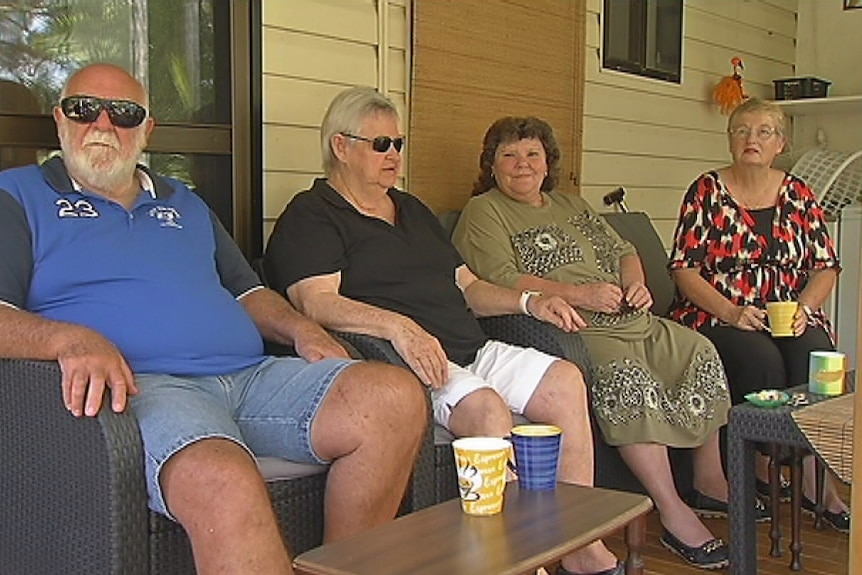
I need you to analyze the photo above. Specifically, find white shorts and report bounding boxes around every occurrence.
[432,340,557,428]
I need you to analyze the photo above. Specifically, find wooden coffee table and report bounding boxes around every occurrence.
[294,482,653,575]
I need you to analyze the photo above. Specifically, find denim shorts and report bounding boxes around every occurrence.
[129,356,354,517]
[432,340,556,428]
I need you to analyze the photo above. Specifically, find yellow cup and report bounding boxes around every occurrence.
[766,301,797,337]
[808,351,846,395]
[451,437,511,516]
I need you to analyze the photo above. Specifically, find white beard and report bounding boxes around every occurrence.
[59,123,147,192]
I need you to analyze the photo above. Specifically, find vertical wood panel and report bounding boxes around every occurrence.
[410,0,585,213]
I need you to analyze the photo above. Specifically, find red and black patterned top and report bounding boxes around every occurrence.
[668,170,839,334]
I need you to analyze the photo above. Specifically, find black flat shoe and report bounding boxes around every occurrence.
[755,476,791,502]
[801,495,850,533]
[684,489,770,522]
[660,529,729,570]
[557,561,623,575]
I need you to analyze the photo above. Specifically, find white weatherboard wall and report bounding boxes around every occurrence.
[581,0,797,249]
[792,0,862,156]
[261,0,410,241]
[794,0,862,367]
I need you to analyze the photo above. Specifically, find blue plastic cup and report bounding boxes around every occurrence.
[510,424,562,490]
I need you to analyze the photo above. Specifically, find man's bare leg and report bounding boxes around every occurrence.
[310,362,427,541]
[162,438,293,575]
[525,360,618,574]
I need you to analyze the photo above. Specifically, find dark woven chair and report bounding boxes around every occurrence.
[0,354,434,575]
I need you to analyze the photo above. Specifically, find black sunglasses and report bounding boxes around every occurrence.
[341,132,405,153]
[60,95,148,128]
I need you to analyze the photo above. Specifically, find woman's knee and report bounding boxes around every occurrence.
[703,328,785,394]
[448,388,512,436]
[535,359,588,406]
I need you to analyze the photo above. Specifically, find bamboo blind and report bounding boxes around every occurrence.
[409,0,586,213]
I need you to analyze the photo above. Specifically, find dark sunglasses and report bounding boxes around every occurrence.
[60,95,148,128]
[341,132,405,153]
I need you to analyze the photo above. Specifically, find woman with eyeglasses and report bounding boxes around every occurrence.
[668,97,850,531]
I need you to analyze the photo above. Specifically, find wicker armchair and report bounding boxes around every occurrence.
[0,355,434,575]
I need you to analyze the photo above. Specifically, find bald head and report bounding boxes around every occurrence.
[61,63,149,109]
[54,63,154,200]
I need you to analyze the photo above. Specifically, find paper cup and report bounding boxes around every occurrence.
[451,437,511,515]
[766,301,797,337]
[510,424,562,491]
[808,351,846,395]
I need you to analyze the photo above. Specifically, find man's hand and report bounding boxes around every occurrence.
[292,321,351,362]
[526,294,586,332]
[392,319,449,389]
[55,328,137,417]
[623,281,653,312]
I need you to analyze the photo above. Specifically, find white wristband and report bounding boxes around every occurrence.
[519,290,542,317]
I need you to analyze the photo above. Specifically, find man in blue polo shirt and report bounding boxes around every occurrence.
[0,63,426,574]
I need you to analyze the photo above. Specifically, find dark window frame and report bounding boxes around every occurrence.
[0,0,262,258]
[602,0,683,84]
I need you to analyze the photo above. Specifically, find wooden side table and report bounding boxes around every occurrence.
[294,482,653,575]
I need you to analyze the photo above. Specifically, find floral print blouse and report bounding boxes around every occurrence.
[668,170,839,334]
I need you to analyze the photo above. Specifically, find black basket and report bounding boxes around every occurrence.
[773,77,831,100]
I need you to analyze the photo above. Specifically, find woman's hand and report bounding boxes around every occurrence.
[792,304,809,337]
[730,305,768,331]
[572,283,624,313]
[392,319,449,389]
[623,281,653,311]
[527,294,587,332]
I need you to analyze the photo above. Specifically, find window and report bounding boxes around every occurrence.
[0,0,261,256]
[602,0,682,84]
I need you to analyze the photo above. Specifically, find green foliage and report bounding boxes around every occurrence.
[0,0,226,183]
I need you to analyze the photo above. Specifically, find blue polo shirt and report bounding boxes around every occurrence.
[0,157,265,375]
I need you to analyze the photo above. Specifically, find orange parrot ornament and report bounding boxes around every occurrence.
[713,56,747,115]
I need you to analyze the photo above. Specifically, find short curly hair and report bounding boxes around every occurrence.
[472,116,561,196]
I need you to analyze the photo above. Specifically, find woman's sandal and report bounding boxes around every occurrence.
[659,529,729,570]
[801,495,850,533]
[755,476,791,502]
[556,561,624,575]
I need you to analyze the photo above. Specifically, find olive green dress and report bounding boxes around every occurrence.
[453,188,730,447]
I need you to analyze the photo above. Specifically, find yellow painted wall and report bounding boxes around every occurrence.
[581,0,797,247]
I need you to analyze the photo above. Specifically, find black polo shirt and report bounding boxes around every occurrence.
[265,178,488,366]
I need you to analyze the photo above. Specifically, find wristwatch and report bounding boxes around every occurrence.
[519,290,543,317]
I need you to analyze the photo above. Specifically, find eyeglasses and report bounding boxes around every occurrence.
[728,126,781,141]
[340,132,405,153]
[60,95,148,128]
